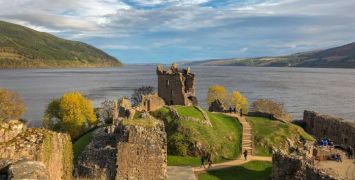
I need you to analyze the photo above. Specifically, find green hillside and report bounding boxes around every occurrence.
[151,106,243,165]
[248,116,314,156]
[184,42,355,68]
[0,21,122,68]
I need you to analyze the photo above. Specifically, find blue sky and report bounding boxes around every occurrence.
[0,0,355,64]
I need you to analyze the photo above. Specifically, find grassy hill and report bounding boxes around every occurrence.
[151,106,243,165]
[248,116,314,156]
[183,42,355,68]
[0,21,122,68]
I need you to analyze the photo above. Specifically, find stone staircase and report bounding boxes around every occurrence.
[225,113,254,155]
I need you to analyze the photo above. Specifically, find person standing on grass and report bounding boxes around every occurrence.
[200,155,206,169]
[207,154,213,169]
[243,150,248,160]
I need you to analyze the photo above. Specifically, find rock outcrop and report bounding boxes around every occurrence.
[0,120,73,180]
[156,64,197,106]
[304,110,355,148]
[272,151,340,180]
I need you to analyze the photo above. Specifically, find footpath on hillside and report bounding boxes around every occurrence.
[192,113,272,174]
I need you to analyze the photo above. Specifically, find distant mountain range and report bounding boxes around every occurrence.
[0,21,122,68]
[182,42,355,68]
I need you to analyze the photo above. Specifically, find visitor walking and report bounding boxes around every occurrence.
[243,150,248,160]
[240,109,243,117]
[200,155,206,169]
[348,146,354,159]
[207,154,213,169]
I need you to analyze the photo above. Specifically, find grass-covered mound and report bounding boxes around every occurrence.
[151,106,242,165]
[198,161,272,180]
[248,116,315,156]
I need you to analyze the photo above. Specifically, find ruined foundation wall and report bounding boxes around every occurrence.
[116,121,167,180]
[304,110,355,148]
[0,120,73,180]
[75,126,118,180]
[272,151,339,180]
[137,93,165,112]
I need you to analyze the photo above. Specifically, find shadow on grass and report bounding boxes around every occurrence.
[199,161,272,180]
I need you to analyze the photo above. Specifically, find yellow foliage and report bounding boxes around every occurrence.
[43,92,97,138]
[207,85,228,106]
[231,90,249,113]
[0,88,26,122]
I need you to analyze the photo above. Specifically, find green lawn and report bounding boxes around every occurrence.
[248,116,314,156]
[73,131,94,163]
[168,155,201,166]
[152,106,243,166]
[175,105,205,120]
[199,161,272,180]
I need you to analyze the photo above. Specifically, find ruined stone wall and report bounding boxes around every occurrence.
[76,126,118,179]
[116,121,167,180]
[156,64,197,106]
[76,119,167,180]
[272,151,339,180]
[0,120,73,180]
[304,110,355,148]
[137,93,165,112]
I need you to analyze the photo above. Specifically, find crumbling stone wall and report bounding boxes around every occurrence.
[0,120,73,180]
[118,97,136,119]
[156,64,197,106]
[75,126,118,179]
[76,119,167,180]
[304,110,355,148]
[208,99,225,112]
[137,93,165,112]
[116,120,167,180]
[272,151,339,180]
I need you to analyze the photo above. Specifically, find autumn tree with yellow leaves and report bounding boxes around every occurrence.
[43,92,97,138]
[0,88,26,122]
[207,85,228,106]
[231,90,249,113]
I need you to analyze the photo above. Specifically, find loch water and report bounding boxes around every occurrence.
[1,65,355,126]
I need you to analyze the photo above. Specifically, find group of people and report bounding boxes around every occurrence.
[226,107,244,117]
[318,138,334,148]
[200,154,213,169]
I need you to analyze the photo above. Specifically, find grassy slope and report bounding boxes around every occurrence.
[248,116,314,156]
[198,161,272,180]
[152,106,243,166]
[0,20,122,68]
[73,131,94,163]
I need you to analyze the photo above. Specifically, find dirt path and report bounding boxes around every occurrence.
[192,113,271,174]
[193,156,272,173]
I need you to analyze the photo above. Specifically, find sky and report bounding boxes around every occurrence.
[0,0,354,64]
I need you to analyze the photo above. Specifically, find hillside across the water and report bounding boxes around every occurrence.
[183,42,355,69]
[0,21,122,68]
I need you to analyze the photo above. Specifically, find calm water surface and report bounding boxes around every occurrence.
[1,65,355,126]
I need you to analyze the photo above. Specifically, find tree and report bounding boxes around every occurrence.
[97,99,116,124]
[0,88,26,122]
[131,86,155,106]
[43,92,97,138]
[251,98,292,121]
[207,85,228,106]
[231,90,249,113]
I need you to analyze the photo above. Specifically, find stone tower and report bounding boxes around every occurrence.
[156,63,197,106]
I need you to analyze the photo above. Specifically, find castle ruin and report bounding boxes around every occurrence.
[156,63,197,106]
